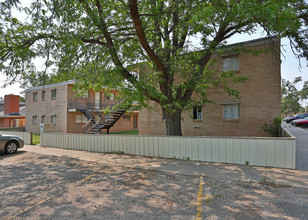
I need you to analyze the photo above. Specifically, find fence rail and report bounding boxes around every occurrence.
[0,131,32,145]
[40,131,296,169]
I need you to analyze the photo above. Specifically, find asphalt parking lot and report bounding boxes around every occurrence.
[1,147,308,220]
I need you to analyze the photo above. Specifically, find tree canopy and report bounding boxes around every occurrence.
[1,0,307,135]
[281,76,308,116]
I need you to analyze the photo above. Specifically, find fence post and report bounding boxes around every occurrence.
[30,132,33,145]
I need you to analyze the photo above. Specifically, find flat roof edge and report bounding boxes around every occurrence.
[25,80,77,92]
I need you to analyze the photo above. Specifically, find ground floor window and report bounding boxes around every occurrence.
[51,115,56,123]
[223,104,239,120]
[193,106,202,120]
[162,110,166,120]
[75,115,88,123]
[41,115,45,123]
[123,114,131,121]
[32,116,37,125]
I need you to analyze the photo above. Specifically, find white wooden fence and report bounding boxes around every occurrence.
[0,131,32,145]
[40,132,296,169]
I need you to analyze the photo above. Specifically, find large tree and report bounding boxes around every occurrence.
[0,0,307,135]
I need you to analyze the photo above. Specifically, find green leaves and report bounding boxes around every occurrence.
[281,77,308,115]
[0,0,307,135]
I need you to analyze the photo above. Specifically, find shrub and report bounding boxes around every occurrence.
[262,116,282,137]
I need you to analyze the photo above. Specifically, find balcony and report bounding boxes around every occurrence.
[68,99,119,111]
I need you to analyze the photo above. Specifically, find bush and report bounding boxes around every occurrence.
[262,117,282,137]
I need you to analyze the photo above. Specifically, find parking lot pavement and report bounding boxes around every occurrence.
[1,147,308,219]
[282,122,308,171]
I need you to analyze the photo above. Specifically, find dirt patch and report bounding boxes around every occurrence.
[0,152,308,219]
[198,177,308,219]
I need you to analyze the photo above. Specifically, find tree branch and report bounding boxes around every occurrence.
[128,0,168,76]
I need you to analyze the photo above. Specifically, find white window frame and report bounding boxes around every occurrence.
[42,91,46,101]
[223,103,240,120]
[41,115,45,123]
[33,92,37,102]
[222,55,239,72]
[51,89,57,99]
[32,115,37,125]
[51,115,56,123]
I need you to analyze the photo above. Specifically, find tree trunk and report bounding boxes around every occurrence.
[165,108,183,136]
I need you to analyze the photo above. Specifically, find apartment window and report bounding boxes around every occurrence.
[162,110,166,120]
[42,91,46,101]
[222,55,239,72]
[76,89,88,98]
[41,115,45,123]
[105,92,115,101]
[51,89,57,99]
[51,115,56,123]
[32,115,37,125]
[123,115,131,121]
[33,92,37,102]
[75,115,88,123]
[193,106,202,120]
[223,104,239,120]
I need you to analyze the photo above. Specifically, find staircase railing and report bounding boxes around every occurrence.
[71,97,129,134]
[92,115,105,129]
[68,99,122,111]
[82,119,94,133]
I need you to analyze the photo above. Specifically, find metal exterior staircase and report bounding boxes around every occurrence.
[86,109,126,134]
[69,99,128,134]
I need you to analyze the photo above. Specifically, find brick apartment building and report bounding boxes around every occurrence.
[0,94,25,128]
[139,37,281,137]
[25,80,138,134]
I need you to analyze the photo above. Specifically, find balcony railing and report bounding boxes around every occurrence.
[68,99,120,110]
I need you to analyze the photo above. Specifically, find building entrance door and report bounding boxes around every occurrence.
[133,115,138,129]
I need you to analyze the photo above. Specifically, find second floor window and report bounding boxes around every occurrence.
[76,89,88,98]
[42,91,46,101]
[222,55,239,72]
[51,89,56,99]
[33,92,37,102]
[105,92,115,101]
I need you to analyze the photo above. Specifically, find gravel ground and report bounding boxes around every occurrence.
[1,151,308,220]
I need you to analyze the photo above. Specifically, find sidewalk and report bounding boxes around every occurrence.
[24,145,308,189]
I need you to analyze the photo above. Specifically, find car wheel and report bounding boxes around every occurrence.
[5,141,18,154]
